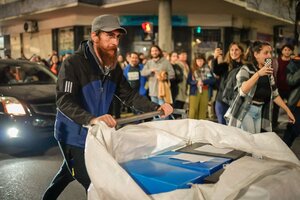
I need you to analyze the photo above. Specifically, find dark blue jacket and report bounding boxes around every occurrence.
[123,63,147,96]
[54,41,158,148]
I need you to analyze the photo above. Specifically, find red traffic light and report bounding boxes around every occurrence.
[141,22,153,33]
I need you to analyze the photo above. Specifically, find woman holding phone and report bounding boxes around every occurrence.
[212,42,245,124]
[225,41,295,133]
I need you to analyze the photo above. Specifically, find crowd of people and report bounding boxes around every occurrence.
[114,47,217,121]
[2,32,298,145]
[2,30,298,146]
[1,49,71,76]
[122,45,298,136]
[115,40,299,148]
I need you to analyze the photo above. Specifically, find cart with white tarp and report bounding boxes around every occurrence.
[85,119,300,200]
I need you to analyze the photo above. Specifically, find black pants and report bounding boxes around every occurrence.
[283,106,300,147]
[272,90,289,128]
[174,100,185,109]
[42,142,90,200]
[108,96,121,119]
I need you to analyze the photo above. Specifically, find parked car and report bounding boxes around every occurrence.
[0,59,57,145]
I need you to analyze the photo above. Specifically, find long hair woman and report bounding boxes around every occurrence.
[187,54,215,119]
[225,41,295,133]
[212,42,244,124]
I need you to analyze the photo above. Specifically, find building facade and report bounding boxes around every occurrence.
[0,0,296,60]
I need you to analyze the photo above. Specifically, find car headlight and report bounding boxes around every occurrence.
[7,127,19,138]
[1,97,26,116]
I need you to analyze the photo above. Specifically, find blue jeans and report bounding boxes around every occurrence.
[215,100,229,125]
[150,96,165,105]
[241,104,263,133]
[150,96,166,120]
[283,106,300,147]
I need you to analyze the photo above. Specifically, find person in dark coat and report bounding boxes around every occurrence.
[283,56,300,147]
[42,14,173,200]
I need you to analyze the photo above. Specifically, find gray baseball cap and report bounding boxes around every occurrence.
[91,14,127,34]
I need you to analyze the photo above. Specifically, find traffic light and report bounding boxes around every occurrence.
[196,26,202,34]
[193,26,202,39]
[141,22,153,41]
[141,22,153,33]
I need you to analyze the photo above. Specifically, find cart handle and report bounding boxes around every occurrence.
[116,110,163,126]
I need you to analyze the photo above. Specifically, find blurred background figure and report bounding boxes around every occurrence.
[162,50,170,60]
[123,52,147,96]
[138,52,147,65]
[5,54,12,59]
[175,50,190,110]
[62,53,71,62]
[4,66,22,83]
[125,52,130,66]
[50,54,60,75]
[30,54,41,63]
[187,54,215,119]
[117,54,127,70]
[169,51,183,106]
[207,55,218,120]
[272,44,294,129]
[212,42,244,124]
[283,55,300,147]
[141,45,174,106]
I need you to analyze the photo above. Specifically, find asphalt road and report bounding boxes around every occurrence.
[0,138,85,200]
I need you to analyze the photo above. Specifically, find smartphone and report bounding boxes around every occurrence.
[217,42,223,49]
[264,58,272,68]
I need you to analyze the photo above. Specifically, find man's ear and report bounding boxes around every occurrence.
[91,32,99,43]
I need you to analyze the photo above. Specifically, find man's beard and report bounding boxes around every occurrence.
[151,54,159,59]
[98,47,117,70]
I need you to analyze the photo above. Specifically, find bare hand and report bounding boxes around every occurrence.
[90,114,117,128]
[287,110,296,124]
[197,80,203,87]
[151,68,157,73]
[158,103,173,118]
[214,48,223,59]
[257,66,273,77]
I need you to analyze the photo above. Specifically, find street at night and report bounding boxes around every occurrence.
[1,0,300,199]
[0,138,85,200]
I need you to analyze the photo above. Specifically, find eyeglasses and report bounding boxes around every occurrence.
[102,32,123,40]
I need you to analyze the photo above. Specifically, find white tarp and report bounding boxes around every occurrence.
[85,119,300,200]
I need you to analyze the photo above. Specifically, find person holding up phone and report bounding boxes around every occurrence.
[212,42,244,124]
[225,41,295,133]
